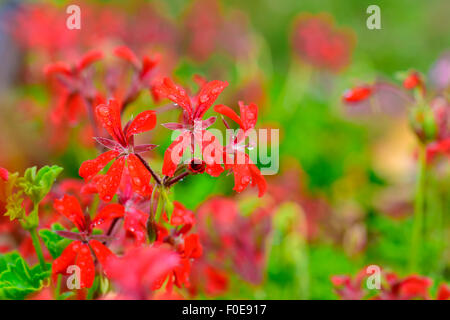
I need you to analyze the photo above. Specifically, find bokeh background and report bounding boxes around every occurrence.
[0,0,449,299]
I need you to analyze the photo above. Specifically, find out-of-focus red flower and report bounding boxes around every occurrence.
[154,77,227,177]
[195,197,271,286]
[332,268,448,300]
[382,274,432,300]
[403,71,424,90]
[0,167,9,181]
[291,13,355,73]
[342,85,373,103]
[106,246,179,299]
[204,265,229,296]
[44,50,104,126]
[51,195,124,288]
[153,202,203,292]
[214,102,267,197]
[437,283,450,300]
[79,99,157,201]
[184,0,221,61]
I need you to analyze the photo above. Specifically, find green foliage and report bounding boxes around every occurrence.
[0,252,51,300]
[39,224,72,259]
[18,165,63,204]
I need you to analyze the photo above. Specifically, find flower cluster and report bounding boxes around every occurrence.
[332,267,450,300]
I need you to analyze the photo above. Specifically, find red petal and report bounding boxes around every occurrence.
[214,104,244,128]
[343,85,373,103]
[154,78,192,117]
[127,154,153,196]
[0,167,9,181]
[89,240,115,273]
[123,208,149,246]
[95,99,126,146]
[76,50,103,72]
[194,130,224,177]
[79,150,119,182]
[403,72,422,90]
[125,110,157,141]
[114,46,140,68]
[238,101,258,131]
[53,195,86,231]
[51,241,80,281]
[183,234,202,259]
[92,204,124,227]
[96,157,125,202]
[194,80,228,119]
[170,202,195,232]
[75,243,95,288]
[162,131,192,177]
[141,55,159,78]
[67,94,86,125]
[437,284,450,300]
[44,62,71,77]
[249,163,267,197]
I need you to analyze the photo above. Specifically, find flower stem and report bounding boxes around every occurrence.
[29,227,47,271]
[165,171,190,188]
[410,143,427,271]
[135,153,162,185]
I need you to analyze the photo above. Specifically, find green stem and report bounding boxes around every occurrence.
[29,227,47,271]
[410,143,427,271]
[54,274,62,300]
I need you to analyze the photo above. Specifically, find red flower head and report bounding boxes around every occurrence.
[403,71,424,90]
[106,246,179,299]
[153,202,202,292]
[51,195,124,288]
[154,77,228,177]
[44,50,104,126]
[0,167,9,181]
[437,283,450,300]
[342,85,373,103]
[214,101,267,197]
[79,99,157,201]
[291,13,355,73]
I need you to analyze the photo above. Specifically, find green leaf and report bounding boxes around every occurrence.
[18,165,63,204]
[39,224,71,259]
[0,251,51,300]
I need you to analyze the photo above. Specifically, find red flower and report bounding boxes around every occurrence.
[106,246,179,299]
[437,283,450,300]
[79,99,157,201]
[385,274,432,300]
[154,77,228,177]
[153,202,202,292]
[204,265,229,296]
[291,13,355,72]
[114,46,159,83]
[426,138,450,162]
[342,85,373,103]
[403,71,423,90]
[0,167,8,181]
[51,195,124,288]
[44,50,104,126]
[214,101,267,197]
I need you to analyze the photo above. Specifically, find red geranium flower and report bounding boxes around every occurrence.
[153,202,202,291]
[51,195,124,288]
[154,77,227,177]
[106,246,179,299]
[403,71,423,90]
[214,101,267,197]
[79,99,157,201]
[342,85,373,103]
[44,50,104,126]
